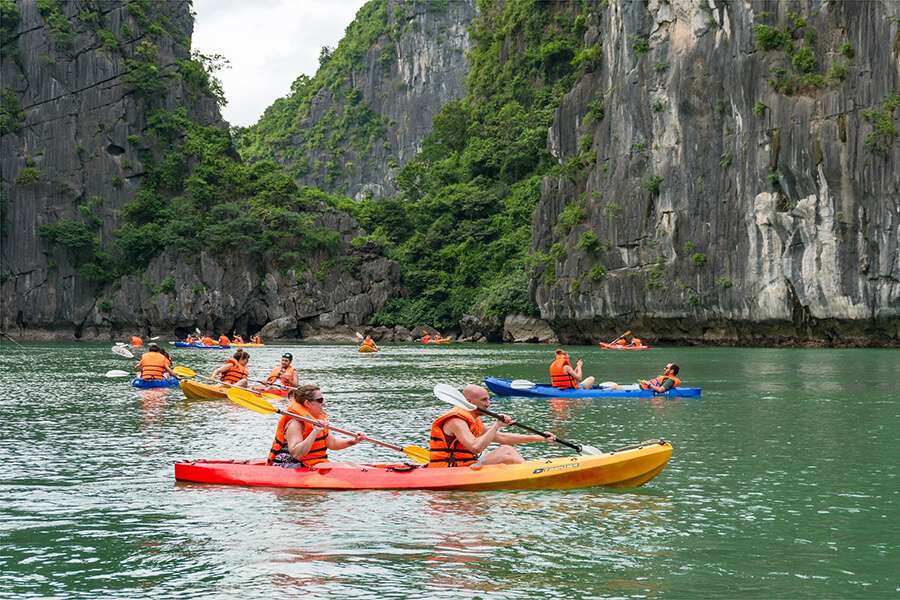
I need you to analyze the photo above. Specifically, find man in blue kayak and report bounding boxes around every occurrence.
[639,363,681,393]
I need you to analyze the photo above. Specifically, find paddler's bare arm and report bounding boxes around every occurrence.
[284,420,321,460]
[443,417,504,454]
[327,431,365,450]
[494,431,556,445]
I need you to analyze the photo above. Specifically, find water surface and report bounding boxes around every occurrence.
[0,342,897,598]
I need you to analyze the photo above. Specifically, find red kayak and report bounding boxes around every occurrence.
[599,342,651,350]
[253,386,289,397]
[174,440,673,491]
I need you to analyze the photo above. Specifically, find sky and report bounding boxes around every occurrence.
[192,0,368,127]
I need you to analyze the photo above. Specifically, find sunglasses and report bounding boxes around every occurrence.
[310,397,325,404]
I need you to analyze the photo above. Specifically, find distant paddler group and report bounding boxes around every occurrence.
[176,333,264,348]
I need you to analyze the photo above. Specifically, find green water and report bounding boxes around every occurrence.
[0,342,897,598]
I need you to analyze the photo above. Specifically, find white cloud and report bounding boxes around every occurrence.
[192,0,368,127]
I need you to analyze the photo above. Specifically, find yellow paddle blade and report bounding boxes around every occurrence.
[173,365,196,377]
[261,392,286,402]
[402,445,430,464]
[226,387,278,416]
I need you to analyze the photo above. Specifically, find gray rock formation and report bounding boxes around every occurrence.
[249,0,476,199]
[0,0,400,340]
[502,314,557,343]
[531,0,899,346]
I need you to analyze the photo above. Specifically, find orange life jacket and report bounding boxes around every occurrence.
[130,336,143,347]
[185,335,194,344]
[630,338,642,346]
[268,401,329,466]
[641,374,682,390]
[266,365,297,387]
[251,335,262,344]
[549,355,577,389]
[421,335,431,344]
[363,336,375,346]
[201,336,215,346]
[138,351,168,380]
[614,338,627,346]
[218,335,230,346]
[219,358,248,385]
[427,408,485,468]
[233,335,244,343]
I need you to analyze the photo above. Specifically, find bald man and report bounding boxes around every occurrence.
[426,384,555,468]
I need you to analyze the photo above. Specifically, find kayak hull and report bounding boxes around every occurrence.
[253,386,289,397]
[485,377,701,399]
[598,342,651,350]
[231,343,264,348]
[174,342,230,349]
[174,440,672,491]
[131,377,180,389]
[358,345,378,353]
[180,379,228,400]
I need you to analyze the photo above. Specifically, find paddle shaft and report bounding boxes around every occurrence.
[279,408,405,453]
[478,407,582,452]
[606,330,631,345]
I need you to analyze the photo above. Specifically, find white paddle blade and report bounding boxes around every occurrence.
[355,331,364,340]
[112,345,134,358]
[114,341,126,346]
[149,336,160,341]
[433,383,476,410]
[105,370,130,378]
[579,444,603,455]
[510,379,536,389]
[597,381,618,388]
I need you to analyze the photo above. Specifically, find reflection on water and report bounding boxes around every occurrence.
[0,342,898,598]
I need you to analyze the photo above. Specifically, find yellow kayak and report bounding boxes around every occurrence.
[231,343,264,348]
[180,379,228,400]
[358,344,378,353]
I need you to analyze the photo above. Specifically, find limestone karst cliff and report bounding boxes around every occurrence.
[236,0,476,200]
[0,0,398,339]
[530,0,899,345]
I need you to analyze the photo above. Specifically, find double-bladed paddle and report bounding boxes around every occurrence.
[433,383,602,455]
[604,330,631,345]
[171,366,283,401]
[112,345,134,359]
[224,387,430,464]
[510,379,618,390]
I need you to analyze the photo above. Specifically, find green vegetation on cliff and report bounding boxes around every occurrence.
[319,0,597,329]
[234,0,391,183]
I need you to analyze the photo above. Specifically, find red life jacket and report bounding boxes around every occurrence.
[549,355,577,389]
[219,358,248,385]
[427,409,485,468]
[268,402,329,466]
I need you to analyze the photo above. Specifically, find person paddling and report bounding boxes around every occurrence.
[250,334,262,344]
[266,353,298,389]
[135,343,176,380]
[629,336,643,347]
[232,333,245,344]
[212,350,250,388]
[361,335,379,351]
[267,385,366,468]
[549,349,595,389]
[201,335,216,346]
[217,334,230,347]
[130,335,143,348]
[427,384,555,468]
[640,363,681,393]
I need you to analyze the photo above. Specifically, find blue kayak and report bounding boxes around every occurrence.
[131,377,180,389]
[173,342,229,349]
[484,377,701,399]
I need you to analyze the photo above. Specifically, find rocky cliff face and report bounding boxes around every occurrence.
[0,0,399,339]
[531,0,899,345]
[240,0,476,199]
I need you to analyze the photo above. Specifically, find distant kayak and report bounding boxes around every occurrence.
[358,344,378,353]
[231,343,264,348]
[484,377,701,399]
[598,342,651,350]
[131,377,180,389]
[174,342,230,349]
[174,440,672,491]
